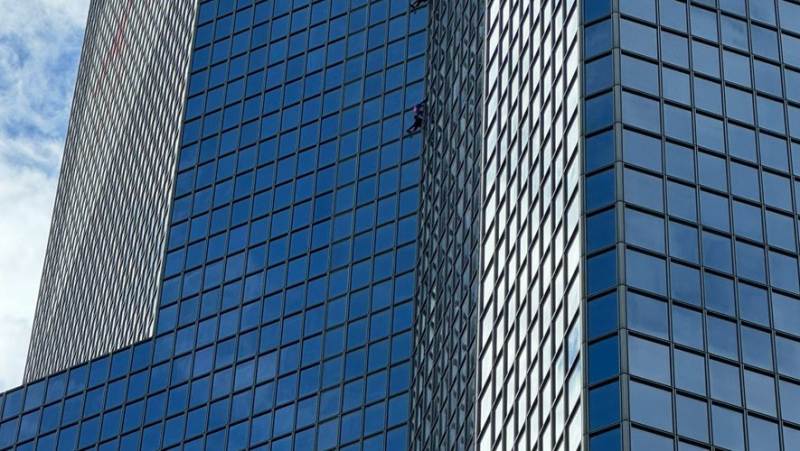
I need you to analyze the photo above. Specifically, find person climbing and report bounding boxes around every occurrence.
[406,101,427,134]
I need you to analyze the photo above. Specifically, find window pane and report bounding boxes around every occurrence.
[735,241,766,283]
[586,92,614,133]
[691,5,719,41]
[724,52,751,87]
[626,208,665,253]
[589,382,620,430]
[702,231,732,273]
[700,191,730,232]
[698,152,728,192]
[694,76,722,115]
[622,56,659,95]
[588,250,617,295]
[730,162,760,201]
[620,0,655,21]
[628,292,668,339]
[712,406,744,451]
[673,306,704,350]
[726,87,754,124]
[631,428,673,451]
[623,129,662,172]
[667,181,697,221]
[675,349,706,395]
[744,370,776,416]
[748,416,780,451]
[585,20,613,58]
[588,292,618,339]
[622,92,661,133]
[707,316,739,360]
[663,68,691,104]
[586,130,615,172]
[676,395,709,442]
[741,325,774,371]
[670,263,701,306]
[586,55,614,95]
[629,336,671,385]
[589,336,619,383]
[692,41,720,77]
[704,272,735,316]
[587,208,616,253]
[669,221,698,263]
[774,293,800,336]
[661,0,687,31]
[777,336,800,378]
[620,20,658,58]
[630,381,673,431]
[665,143,694,181]
[626,249,667,296]
[780,380,800,424]
[662,31,689,67]
[625,169,663,212]
[710,359,741,406]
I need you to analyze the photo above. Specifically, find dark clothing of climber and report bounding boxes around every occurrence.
[406,102,427,134]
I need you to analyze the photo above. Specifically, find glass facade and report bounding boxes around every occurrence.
[4,0,426,449]
[25,0,198,381]
[11,0,800,449]
[584,0,800,449]
[410,0,483,449]
[479,0,582,450]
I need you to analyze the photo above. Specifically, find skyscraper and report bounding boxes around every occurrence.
[25,0,198,381]
[5,0,800,450]
[583,0,800,449]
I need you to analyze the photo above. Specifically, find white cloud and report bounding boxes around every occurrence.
[0,0,90,392]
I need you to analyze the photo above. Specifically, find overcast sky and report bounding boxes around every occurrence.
[0,0,90,392]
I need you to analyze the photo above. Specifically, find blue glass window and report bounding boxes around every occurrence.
[670,263,701,306]
[676,395,708,442]
[621,56,659,95]
[668,221,698,263]
[585,92,614,133]
[622,92,661,133]
[629,381,672,431]
[626,250,667,295]
[625,169,663,212]
[661,31,688,67]
[675,349,706,395]
[667,181,697,221]
[586,55,614,96]
[589,336,619,383]
[628,292,668,339]
[623,130,662,172]
[589,381,620,430]
[702,231,733,273]
[673,306,704,350]
[769,250,800,293]
[626,209,665,253]
[629,336,670,385]
[712,406,745,451]
[710,359,742,406]
[704,272,735,316]
[585,20,613,58]
[588,293,618,339]
[620,20,657,58]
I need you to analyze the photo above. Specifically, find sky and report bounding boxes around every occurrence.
[0,0,91,392]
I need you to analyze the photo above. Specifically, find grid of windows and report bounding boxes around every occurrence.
[2,0,427,449]
[479,0,582,450]
[584,0,800,449]
[410,0,483,449]
[25,0,197,381]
